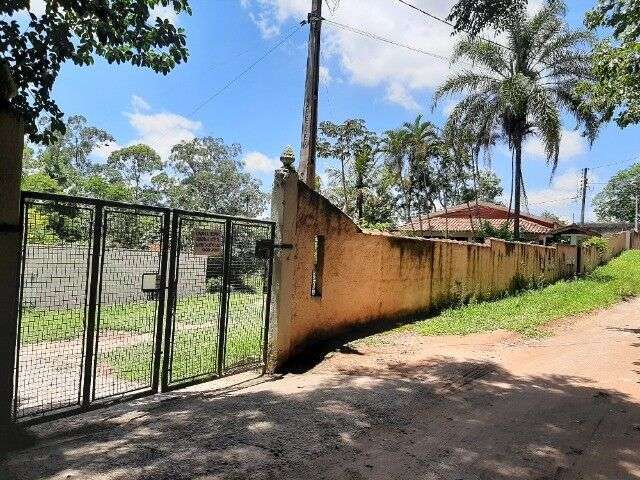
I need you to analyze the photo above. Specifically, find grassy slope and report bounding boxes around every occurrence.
[403,250,640,338]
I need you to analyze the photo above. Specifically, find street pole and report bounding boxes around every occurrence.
[580,167,588,224]
[299,0,322,188]
[635,193,638,232]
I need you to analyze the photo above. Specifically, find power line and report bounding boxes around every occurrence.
[586,155,640,171]
[322,17,452,63]
[393,0,513,54]
[187,21,306,117]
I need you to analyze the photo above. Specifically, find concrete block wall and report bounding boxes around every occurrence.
[268,170,636,368]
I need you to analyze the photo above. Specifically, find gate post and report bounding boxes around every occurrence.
[0,109,24,439]
[266,152,299,372]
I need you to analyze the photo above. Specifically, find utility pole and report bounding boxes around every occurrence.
[635,193,638,232]
[580,167,588,224]
[299,0,322,188]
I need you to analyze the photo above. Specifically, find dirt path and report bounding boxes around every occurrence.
[4,299,640,479]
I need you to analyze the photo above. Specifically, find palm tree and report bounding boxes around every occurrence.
[382,115,440,225]
[435,1,598,238]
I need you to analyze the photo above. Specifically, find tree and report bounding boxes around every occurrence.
[458,170,504,204]
[447,0,527,36]
[539,210,565,225]
[577,0,640,127]
[593,163,640,222]
[107,144,163,196]
[381,116,441,224]
[32,115,113,191]
[317,119,376,211]
[436,1,599,238]
[168,137,267,217]
[1,0,191,143]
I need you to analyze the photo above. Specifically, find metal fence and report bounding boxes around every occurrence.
[12,192,274,423]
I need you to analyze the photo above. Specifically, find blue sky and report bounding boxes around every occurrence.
[33,0,640,221]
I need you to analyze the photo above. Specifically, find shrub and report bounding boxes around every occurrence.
[582,236,609,256]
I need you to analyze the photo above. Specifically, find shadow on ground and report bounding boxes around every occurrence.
[4,358,640,479]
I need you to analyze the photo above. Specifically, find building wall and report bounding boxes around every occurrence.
[270,171,635,366]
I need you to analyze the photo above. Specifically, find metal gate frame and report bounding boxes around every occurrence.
[161,209,275,391]
[13,191,274,425]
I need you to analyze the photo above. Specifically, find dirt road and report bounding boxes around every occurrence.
[4,298,640,479]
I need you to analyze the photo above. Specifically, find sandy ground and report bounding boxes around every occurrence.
[3,298,640,480]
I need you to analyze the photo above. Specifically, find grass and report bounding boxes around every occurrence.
[19,283,266,385]
[105,306,264,384]
[19,291,263,345]
[402,250,640,338]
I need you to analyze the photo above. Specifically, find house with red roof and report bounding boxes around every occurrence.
[396,201,558,243]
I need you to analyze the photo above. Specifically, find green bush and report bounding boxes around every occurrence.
[582,236,609,256]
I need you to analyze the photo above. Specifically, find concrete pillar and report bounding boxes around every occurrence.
[266,166,299,372]
[0,110,24,438]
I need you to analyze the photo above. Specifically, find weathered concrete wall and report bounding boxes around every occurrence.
[270,170,637,367]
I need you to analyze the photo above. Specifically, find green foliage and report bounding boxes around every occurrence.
[582,236,609,256]
[477,220,514,241]
[318,119,378,214]
[402,250,640,337]
[456,170,503,204]
[107,144,163,198]
[167,136,267,217]
[437,1,598,236]
[21,172,61,193]
[2,1,191,143]
[578,0,640,127]
[447,0,527,35]
[593,162,640,222]
[539,210,565,225]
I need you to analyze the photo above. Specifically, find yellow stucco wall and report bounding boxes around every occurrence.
[282,180,633,360]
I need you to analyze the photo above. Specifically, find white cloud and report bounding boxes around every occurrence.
[29,0,46,16]
[319,65,332,85]
[92,141,121,162]
[242,151,280,173]
[241,0,460,110]
[131,95,151,113]
[150,4,180,25]
[127,111,201,160]
[386,83,421,111]
[527,169,599,222]
[524,130,587,161]
[91,96,201,162]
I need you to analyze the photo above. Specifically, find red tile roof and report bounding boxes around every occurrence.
[397,202,556,235]
[398,217,552,234]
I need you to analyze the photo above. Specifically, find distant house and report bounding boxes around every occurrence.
[396,201,557,242]
[543,224,601,246]
[543,221,632,246]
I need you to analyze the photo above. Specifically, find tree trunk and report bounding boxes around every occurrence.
[340,156,348,212]
[356,171,364,222]
[513,137,522,240]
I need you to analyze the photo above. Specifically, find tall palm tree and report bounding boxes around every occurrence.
[435,1,598,238]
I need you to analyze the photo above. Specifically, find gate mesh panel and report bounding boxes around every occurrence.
[14,199,93,419]
[93,209,164,400]
[168,216,225,385]
[223,222,271,371]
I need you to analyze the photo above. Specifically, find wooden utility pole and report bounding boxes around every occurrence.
[580,167,588,224]
[635,194,638,232]
[299,0,322,188]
